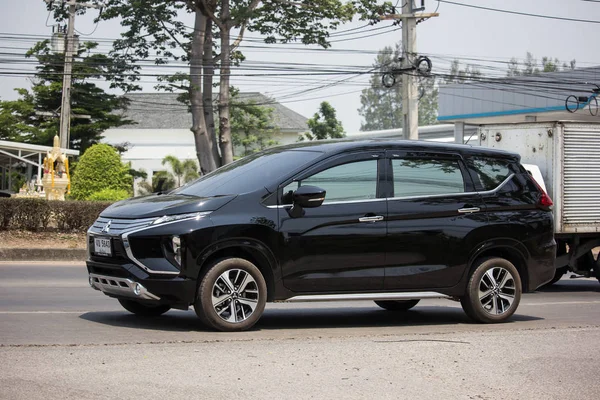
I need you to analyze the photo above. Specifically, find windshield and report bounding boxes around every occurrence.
[172,149,322,197]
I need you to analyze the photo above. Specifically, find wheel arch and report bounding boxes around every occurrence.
[468,241,530,292]
[195,238,279,301]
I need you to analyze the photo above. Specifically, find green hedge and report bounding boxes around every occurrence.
[0,198,112,232]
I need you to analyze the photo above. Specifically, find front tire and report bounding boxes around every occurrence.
[194,258,267,332]
[118,299,171,317]
[461,257,522,323]
[374,300,420,311]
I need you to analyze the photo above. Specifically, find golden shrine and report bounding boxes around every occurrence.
[41,135,71,201]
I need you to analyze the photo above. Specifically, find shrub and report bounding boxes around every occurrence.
[0,198,111,232]
[70,144,132,200]
[88,188,130,202]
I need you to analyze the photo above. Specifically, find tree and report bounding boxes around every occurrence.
[0,40,133,153]
[507,52,576,76]
[137,155,199,194]
[70,144,132,200]
[301,101,345,141]
[358,44,441,131]
[161,155,200,187]
[231,96,278,157]
[88,0,393,173]
[443,59,482,84]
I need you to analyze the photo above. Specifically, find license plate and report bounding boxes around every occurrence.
[94,237,112,257]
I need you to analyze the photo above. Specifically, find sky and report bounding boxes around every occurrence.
[1,0,600,133]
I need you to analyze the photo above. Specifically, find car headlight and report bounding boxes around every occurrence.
[152,211,211,226]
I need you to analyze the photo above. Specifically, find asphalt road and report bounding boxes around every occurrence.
[1,262,599,400]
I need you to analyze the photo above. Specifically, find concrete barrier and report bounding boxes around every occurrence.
[0,248,87,261]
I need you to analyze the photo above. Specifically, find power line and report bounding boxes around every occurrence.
[438,0,600,24]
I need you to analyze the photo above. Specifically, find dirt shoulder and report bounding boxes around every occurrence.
[0,231,87,249]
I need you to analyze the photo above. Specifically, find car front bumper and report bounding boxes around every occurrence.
[86,260,197,307]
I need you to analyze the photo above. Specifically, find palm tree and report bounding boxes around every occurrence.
[161,155,200,187]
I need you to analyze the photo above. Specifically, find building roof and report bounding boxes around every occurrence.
[116,92,309,132]
[438,66,600,124]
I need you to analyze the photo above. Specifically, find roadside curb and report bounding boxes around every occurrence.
[0,248,86,261]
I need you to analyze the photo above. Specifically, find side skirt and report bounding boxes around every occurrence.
[278,291,451,303]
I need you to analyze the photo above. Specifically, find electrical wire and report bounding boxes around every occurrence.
[437,0,600,24]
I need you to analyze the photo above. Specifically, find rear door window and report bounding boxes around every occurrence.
[391,158,466,197]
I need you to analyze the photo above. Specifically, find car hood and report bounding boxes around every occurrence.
[100,193,237,219]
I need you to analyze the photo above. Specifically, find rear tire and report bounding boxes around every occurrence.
[594,252,600,284]
[194,258,267,332]
[461,257,522,323]
[374,300,420,311]
[118,299,171,317]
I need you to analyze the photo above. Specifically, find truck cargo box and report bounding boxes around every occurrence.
[478,122,600,235]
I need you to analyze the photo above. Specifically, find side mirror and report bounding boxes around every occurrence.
[286,185,326,218]
[293,185,326,208]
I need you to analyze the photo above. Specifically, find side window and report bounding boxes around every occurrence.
[468,157,512,191]
[283,160,378,204]
[392,158,465,197]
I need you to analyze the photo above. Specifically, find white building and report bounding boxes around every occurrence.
[102,92,310,194]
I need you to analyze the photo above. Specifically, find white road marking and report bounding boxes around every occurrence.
[521,300,600,306]
[1,301,599,314]
[0,311,90,314]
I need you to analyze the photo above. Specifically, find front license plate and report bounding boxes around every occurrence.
[94,237,112,257]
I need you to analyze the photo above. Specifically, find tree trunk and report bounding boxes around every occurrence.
[190,10,217,174]
[218,0,234,165]
[203,16,221,167]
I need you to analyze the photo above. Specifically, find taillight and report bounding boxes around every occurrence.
[531,177,553,208]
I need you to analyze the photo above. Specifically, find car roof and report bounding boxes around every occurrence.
[276,138,520,160]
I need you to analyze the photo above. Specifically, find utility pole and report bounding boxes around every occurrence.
[382,1,438,140]
[59,0,76,150]
[44,0,101,149]
[401,1,418,140]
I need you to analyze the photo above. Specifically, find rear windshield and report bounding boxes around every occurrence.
[172,149,322,197]
[468,157,514,191]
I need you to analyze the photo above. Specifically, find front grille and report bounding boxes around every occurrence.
[87,262,131,278]
[90,217,156,235]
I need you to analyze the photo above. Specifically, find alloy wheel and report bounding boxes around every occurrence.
[478,267,516,315]
[211,269,259,323]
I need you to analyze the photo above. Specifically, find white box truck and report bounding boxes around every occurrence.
[478,122,600,285]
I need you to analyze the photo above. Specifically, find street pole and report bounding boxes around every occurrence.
[401,1,418,140]
[58,0,77,150]
[45,0,101,150]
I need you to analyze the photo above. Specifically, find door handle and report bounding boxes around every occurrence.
[359,216,384,223]
[457,207,481,214]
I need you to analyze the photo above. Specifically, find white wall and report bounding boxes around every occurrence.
[102,128,302,195]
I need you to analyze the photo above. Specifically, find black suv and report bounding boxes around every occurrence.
[87,140,556,331]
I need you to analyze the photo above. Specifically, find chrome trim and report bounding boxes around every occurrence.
[266,174,516,209]
[282,291,451,303]
[89,273,160,301]
[477,173,516,195]
[358,215,384,222]
[457,207,481,214]
[121,226,180,276]
[90,217,157,236]
[386,173,516,202]
[266,198,386,209]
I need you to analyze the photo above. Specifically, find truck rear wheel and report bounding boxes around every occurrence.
[543,267,567,287]
[461,257,522,323]
[595,253,600,284]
